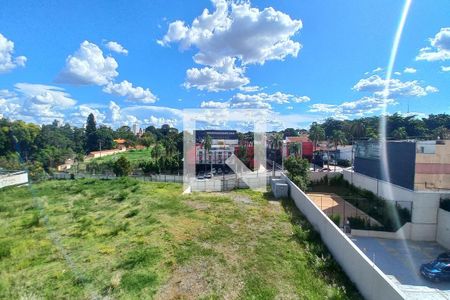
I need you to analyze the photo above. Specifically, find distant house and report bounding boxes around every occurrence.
[57,158,75,172]
[113,139,127,150]
[282,135,314,161]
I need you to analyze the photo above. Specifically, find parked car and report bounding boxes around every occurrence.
[205,172,212,179]
[197,172,205,180]
[217,168,223,175]
[420,260,450,282]
[437,252,450,262]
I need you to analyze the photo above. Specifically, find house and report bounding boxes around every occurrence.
[282,135,314,161]
[354,139,450,191]
[113,139,127,150]
[56,158,75,172]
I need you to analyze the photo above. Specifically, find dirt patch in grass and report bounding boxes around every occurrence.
[155,257,243,300]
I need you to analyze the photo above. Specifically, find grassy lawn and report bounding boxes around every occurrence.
[0,179,361,299]
[88,148,152,164]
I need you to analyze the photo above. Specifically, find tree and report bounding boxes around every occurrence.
[331,130,347,171]
[391,127,407,140]
[204,134,212,173]
[284,156,310,191]
[113,156,132,177]
[140,133,155,148]
[289,142,301,157]
[96,126,115,150]
[350,121,366,140]
[309,122,325,152]
[433,126,449,140]
[270,132,283,174]
[85,113,98,153]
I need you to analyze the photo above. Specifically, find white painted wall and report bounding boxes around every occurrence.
[437,209,450,250]
[0,171,28,189]
[281,173,406,300]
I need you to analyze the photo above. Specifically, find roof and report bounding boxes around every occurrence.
[285,135,310,143]
[114,139,126,144]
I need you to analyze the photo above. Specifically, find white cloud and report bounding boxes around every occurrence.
[56,41,118,85]
[103,80,158,103]
[372,67,383,73]
[159,0,302,66]
[239,85,261,92]
[352,75,438,98]
[144,116,178,128]
[0,83,77,123]
[105,41,128,55]
[441,66,450,72]
[71,105,106,125]
[403,67,417,74]
[394,71,402,76]
[200,100,230,108]
[199,91,310,109]
[310,96,397,120]
[184,57,249,91]
[416,28,450,61]
[0,33,27,73]
[109,101,121,123]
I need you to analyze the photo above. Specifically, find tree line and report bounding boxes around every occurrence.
[0,113,183,179]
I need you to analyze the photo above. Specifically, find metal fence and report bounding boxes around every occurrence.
[308,194,412,229]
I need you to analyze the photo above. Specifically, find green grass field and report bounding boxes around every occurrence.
[88,148,152,164]
[0,179,361,299]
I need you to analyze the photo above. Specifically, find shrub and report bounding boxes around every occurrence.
[329,214,341,227]
[441,198,450,212]
[113,156,132,177]
[337,159,351,167]
[284,156,310,190]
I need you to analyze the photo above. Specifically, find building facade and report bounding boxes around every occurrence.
[354,140,450,191]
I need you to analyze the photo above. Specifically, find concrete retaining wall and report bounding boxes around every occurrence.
[437,209,450,250]
[281,173,406,300]
[0,171,28,189]
[351,223,411,240]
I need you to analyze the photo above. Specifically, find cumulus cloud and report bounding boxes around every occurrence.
[310,97,397,120]
[144,116,178,128]
[403,67,417,74]
[103,80,158,103]
[0,33,27,73]
[71,105,106,125]
[56,41,119,85]
[200,100,230,108]
[416,28,450,61]
[441,66,450,72]
[0,83,78,123]
[184,57,249,91]
[159,0,302,66]
[199,91,310,109]
[352,75,438,98]
[105,41,128,55]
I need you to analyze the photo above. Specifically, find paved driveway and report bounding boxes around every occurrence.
[351,236,450,299]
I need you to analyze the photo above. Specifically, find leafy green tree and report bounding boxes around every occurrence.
[284,156,310,191]
[309,122,325,151]
[97,126,115,150]
[204,134,212,172]
[113,156,132,177]
[289,142,301,157]
[85,113,98,153]
[140,133,155,148]
[331,130,347,171]
[391,127,407,140]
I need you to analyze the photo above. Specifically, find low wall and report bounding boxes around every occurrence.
[351,223,411,240]
[281,173,405,300]
[343,169,413,203]
[437,209,450,249]
[0,171,29,189]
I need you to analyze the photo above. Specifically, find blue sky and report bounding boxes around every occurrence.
[0,0,449,130]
